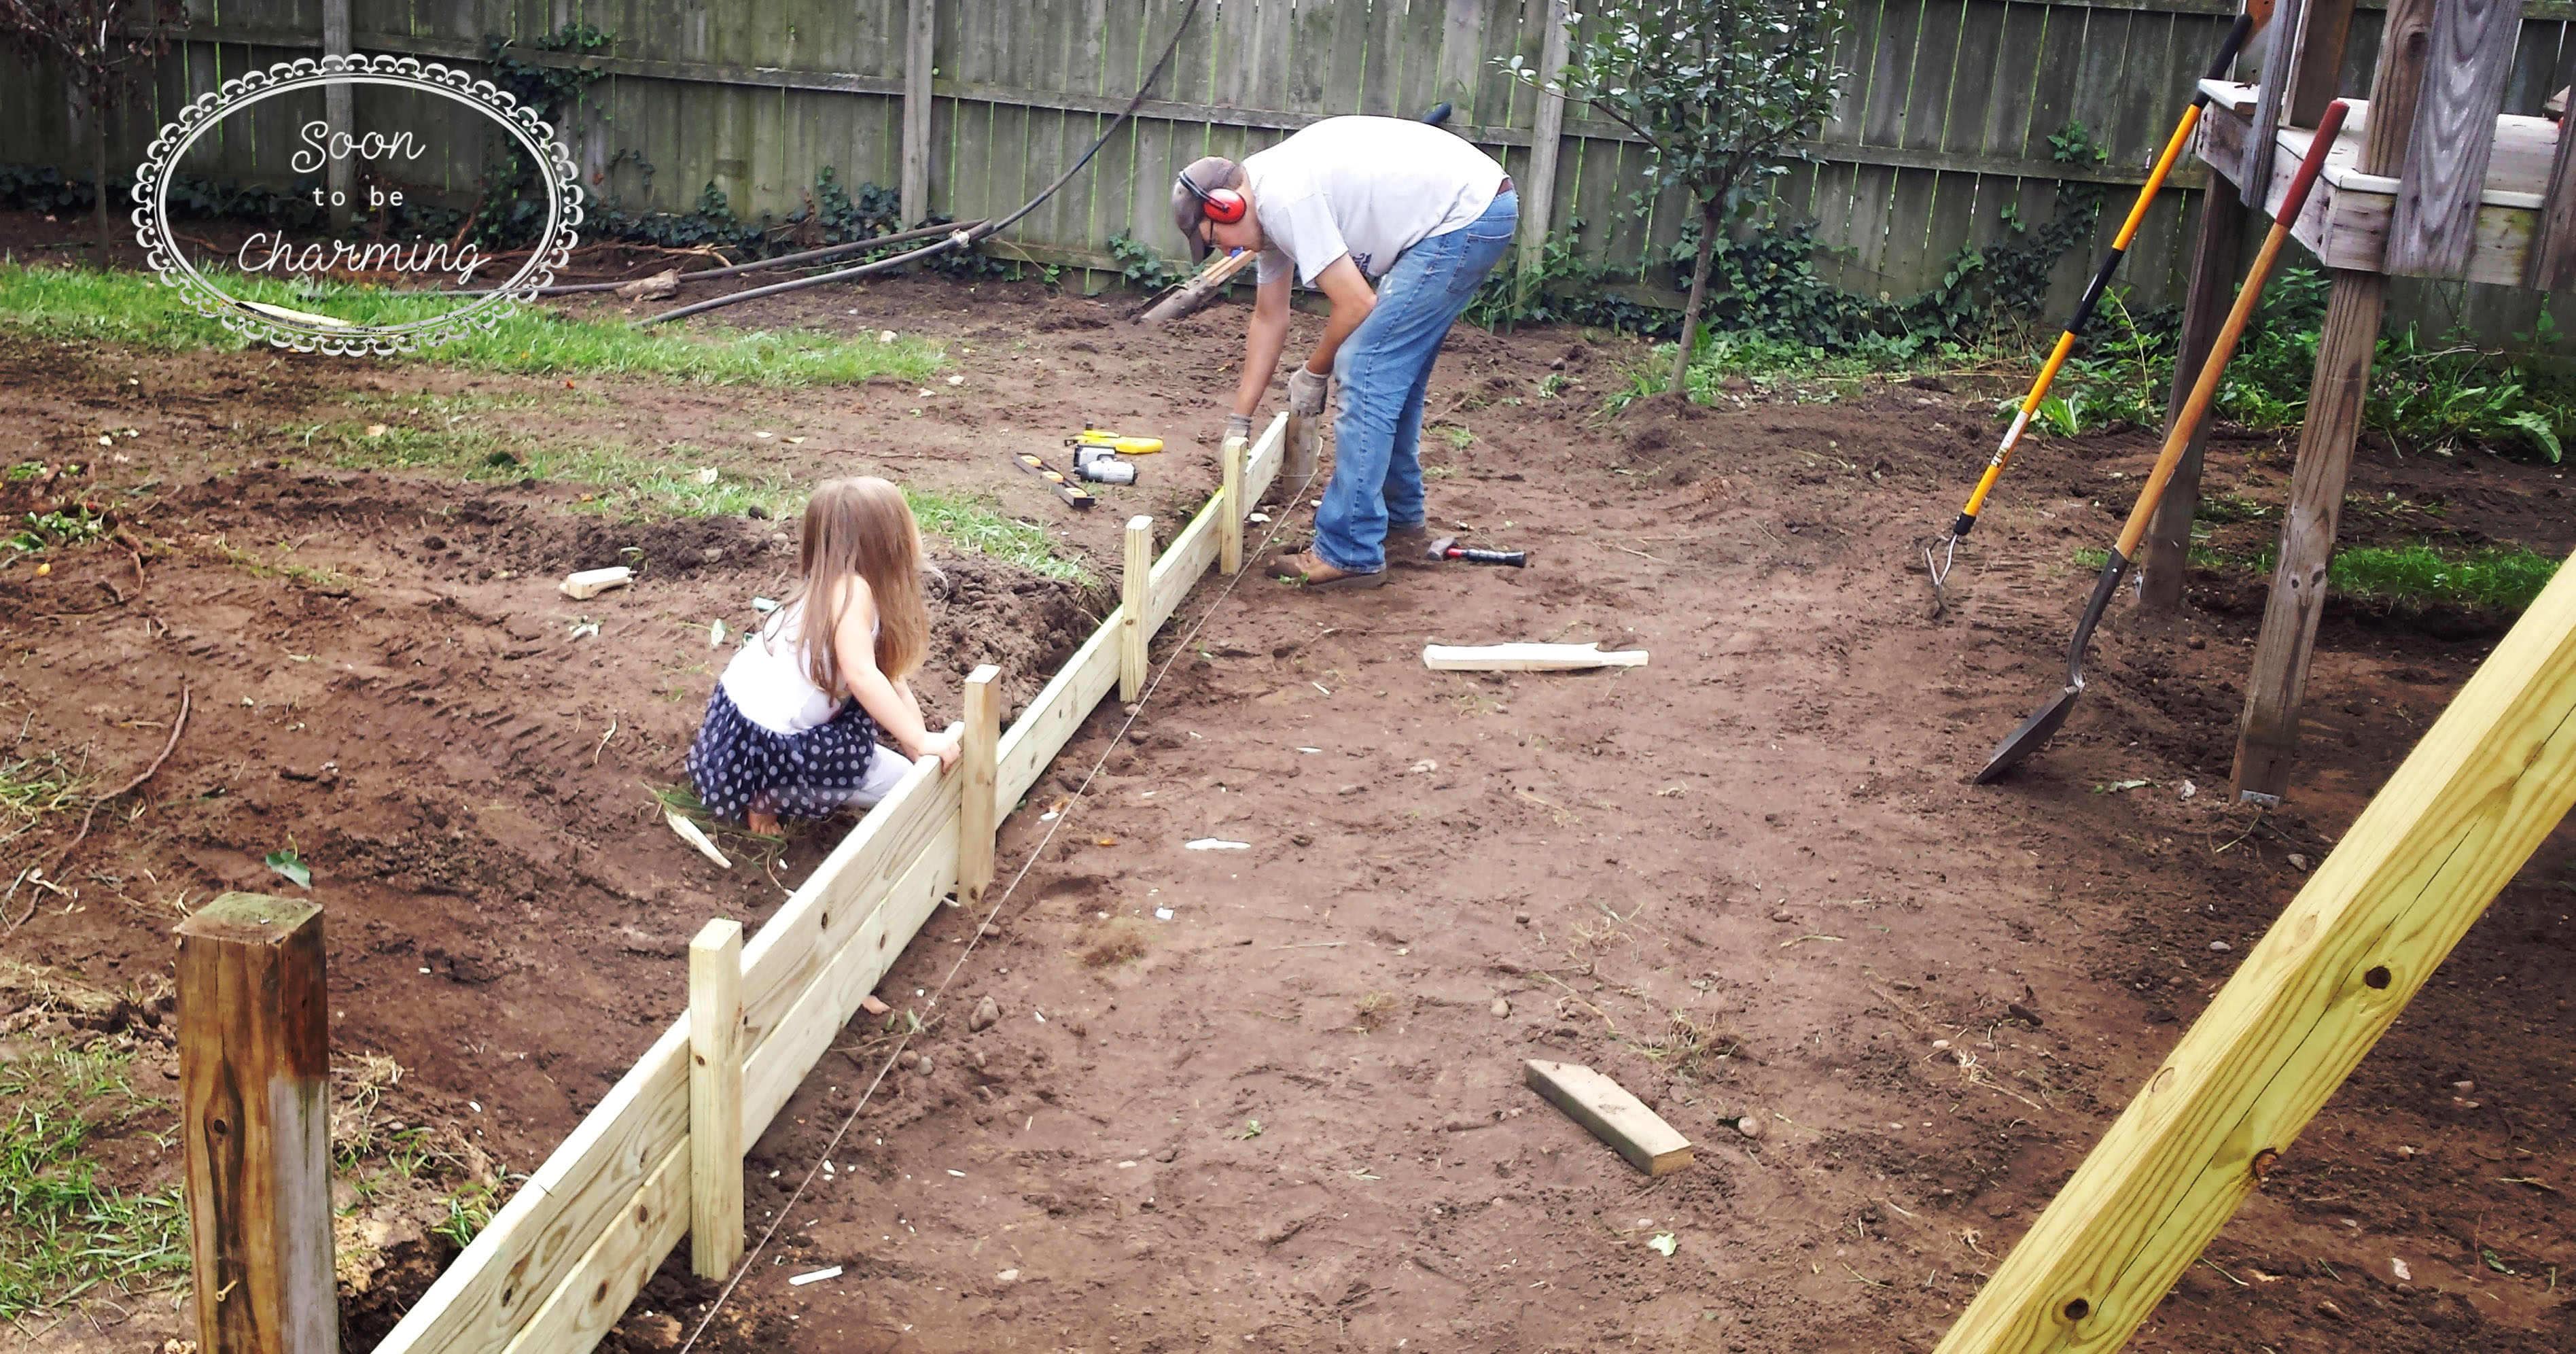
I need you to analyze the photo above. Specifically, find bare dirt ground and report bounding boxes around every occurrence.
[0,211,2568,1353]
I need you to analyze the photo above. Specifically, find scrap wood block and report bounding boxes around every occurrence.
[1524,1058,1693,1176]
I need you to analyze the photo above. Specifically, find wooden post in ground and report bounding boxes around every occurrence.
[2138,191,2246,612]
[1515,0,1572,307]
[900,0,936,225]
[1120,516,1152,702]
[177,892,336,1354]
[957,664,1000,909]
[1283,415,1322,486]
[1935,544,2576,1354]
[687,919,743,1280]
[2229,0,2435,801]
[1219,434,1247,575]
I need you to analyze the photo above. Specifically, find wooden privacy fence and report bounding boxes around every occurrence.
[16,1,2576,334]
[286,413,1285,1354]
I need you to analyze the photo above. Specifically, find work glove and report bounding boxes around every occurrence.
[1287,365,1330,417]
[1222,413,1253,445]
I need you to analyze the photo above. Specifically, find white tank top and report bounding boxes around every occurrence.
[720,602,870,735]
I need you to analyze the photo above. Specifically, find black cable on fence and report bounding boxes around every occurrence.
[639,0,1207,327]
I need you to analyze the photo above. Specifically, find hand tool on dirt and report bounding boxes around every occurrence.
[1068,424,1165,454]
[1070,445,1138,485]
[1925,7,2261,615]
[1012,450,1096,508]
[1975,97,2348,784]
[1426,536,1528,568]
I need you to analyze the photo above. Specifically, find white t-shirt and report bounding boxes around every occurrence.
[721,603,849,735]
[1244,116,1508,286]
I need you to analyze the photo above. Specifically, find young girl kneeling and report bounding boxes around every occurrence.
[689,476,959,835]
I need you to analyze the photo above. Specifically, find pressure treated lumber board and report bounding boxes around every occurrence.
[372,1021,689,1354]
[497,1141,690,1354]
[737,742,955,1051]
[1523,1060,1693,1176]
[745,829,963,1140]
[1934,546,2576,1353]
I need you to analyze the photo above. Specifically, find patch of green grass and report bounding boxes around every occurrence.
[0,1041,188,1319]
[906,489,1090,584]
[0,262,945,387]
[2316,543,2562,613]
[211,534,362,591]
[2077,541,2562,613]
[0,754,86,849]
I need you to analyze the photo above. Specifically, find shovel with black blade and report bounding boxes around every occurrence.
[1976,98,2351,784]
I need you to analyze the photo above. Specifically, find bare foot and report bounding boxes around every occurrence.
[747,810,781,837]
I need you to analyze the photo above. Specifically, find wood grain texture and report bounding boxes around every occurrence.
[1121,515,1154,704]
[902,0,936,222]
[957,665,1001,910]
[2388,0,2522,273]
[2286,0,2360,126]
[1523,1060,1693,1175]
[1517,0,1570,285]
[371,1021,689,1354]
[493,1141,688,1354]
[2243,0,2304,205]
[1937,541,2576,1353]
[2529,111,2576,288]
[177,893,336,1354]
[686,920,743,1280]
[1218,434,1247,576]
[2232,268,2391,801]
[2139,188,2246,612]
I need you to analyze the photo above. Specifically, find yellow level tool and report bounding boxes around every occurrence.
[1068,424,1163,455]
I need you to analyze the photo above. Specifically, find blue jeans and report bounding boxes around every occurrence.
[1315,190,1517,574]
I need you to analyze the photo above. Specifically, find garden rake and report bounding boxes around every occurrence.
[1926,7,2260,614]
[1976,97,2347,783]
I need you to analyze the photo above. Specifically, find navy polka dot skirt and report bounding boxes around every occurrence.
[688,685,887,824]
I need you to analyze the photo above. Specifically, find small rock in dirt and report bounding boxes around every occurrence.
[2315,1300,2346,1322]
[898,1050,921,1070]
[2188,635,2206,649]
[2452,1079,2475,1094]
[995,1268,1020,1285]
[1154,1145,1178,1163]
[746,504,769,520]
[2006,1002,2044,1028]
[912,1056,933,1075]
[619,1313,682,1350]
[970,995,1001,1031]
[2287,853,2310,871]
[1515,913,1530,925]
[1771,909,1794,923]
[860,994,892,1016]
[1735,1116,1763,1140]
[1491,997,1511,1018]
[2210,941,2232,952]
[978,922,1002,939]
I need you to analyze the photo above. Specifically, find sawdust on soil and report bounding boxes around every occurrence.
[0,223,2566,1352]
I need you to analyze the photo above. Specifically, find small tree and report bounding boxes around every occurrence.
[1510,0,1846,398]
[0,0,186,260]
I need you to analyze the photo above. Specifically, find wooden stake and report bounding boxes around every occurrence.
[1219,434,1247,575]
[1935,544,2576,1354]
[1120,515,1152,703]
[2232,268,2387,802]
[2282,0,2358,128]
[957,664,1001,908]
[2138,191,2246,613]
[177,892,336,1354]
[1284,415,1322,485]
[687,919,743,1280]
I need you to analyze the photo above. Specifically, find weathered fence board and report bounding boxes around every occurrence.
[8,0,2573,336]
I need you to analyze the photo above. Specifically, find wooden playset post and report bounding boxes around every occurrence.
[2138,192,2246,612]
[957,664,1002,909]
[1120,515,1152,702]
[2231,0,2475,803]
[1516,0,1572,307]
[1937,544,2576,1354]
[177,892,337,1354]
[900,0,936,225]
[687,918,744,1279]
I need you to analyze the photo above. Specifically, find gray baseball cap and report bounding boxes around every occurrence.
[1171,156,1243,262]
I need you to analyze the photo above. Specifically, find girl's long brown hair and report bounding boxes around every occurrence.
[781,476,929,696]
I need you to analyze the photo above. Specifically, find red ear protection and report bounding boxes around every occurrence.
[1178,172,1247,224]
